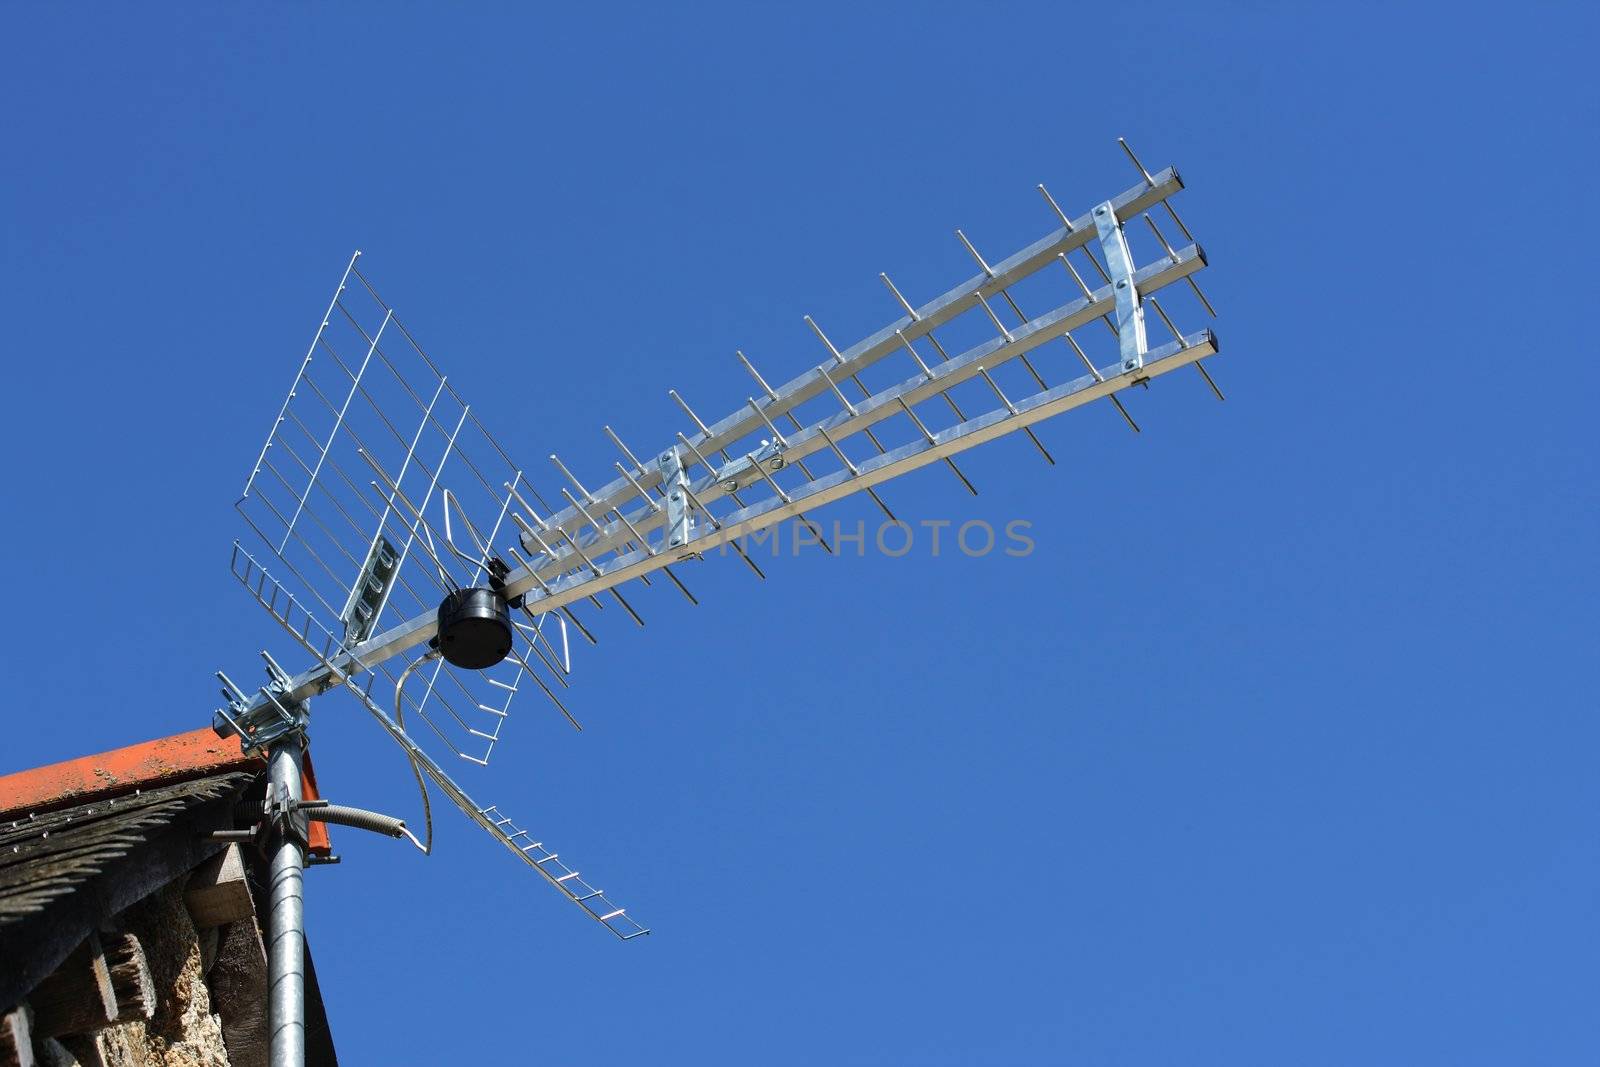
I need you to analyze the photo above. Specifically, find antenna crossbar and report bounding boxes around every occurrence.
[228,326,1214,714]
[507,243,1203,578]
[509,331,1216,606]
[517,169,1188,552]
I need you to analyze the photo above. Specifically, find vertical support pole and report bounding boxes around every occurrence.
[268,734,307,1067]
[1092,201,1148,374]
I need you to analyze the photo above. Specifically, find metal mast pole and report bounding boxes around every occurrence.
[267,732,306,1067]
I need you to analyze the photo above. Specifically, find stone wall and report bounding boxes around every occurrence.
[53,884,231,1067]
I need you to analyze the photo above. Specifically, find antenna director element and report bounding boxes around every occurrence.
[433,587,513,670]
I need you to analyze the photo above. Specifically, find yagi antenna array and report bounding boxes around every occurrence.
[215,142,1220,955]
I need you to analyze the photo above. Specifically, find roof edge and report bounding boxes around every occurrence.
[0,728,262,820]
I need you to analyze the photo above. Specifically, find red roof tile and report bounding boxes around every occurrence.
[0,728,332,854]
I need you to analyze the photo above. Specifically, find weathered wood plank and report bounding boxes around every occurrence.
[0,1004,35,1067]
[99,934,152,1026]
[207,916,268,1067]
[184,844,254,929]
[25,930,151,1040]
[27,937,113,1039]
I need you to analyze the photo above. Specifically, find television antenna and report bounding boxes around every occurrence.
[212,140,1220,1067]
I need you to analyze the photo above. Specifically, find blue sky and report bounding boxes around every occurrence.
[2,4,1596,1064]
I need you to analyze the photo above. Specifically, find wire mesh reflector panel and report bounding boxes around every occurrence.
[236,252,565,764]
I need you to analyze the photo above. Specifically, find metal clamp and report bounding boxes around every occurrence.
[715,438,787,496]
[212,795,419,854]
[263,779,312,847]
[1092,200,1148,374]
[658,446,692,553]
[212,652,312,754]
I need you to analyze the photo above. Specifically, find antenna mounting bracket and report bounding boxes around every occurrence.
[716,438,787,496]
[213,662,311,755]
[1092,200,1150,376]
[659,446,693,554]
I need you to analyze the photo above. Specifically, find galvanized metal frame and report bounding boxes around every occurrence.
[217,150,1220,980]
[229,325,1216,715]
[310,244,1200,649]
